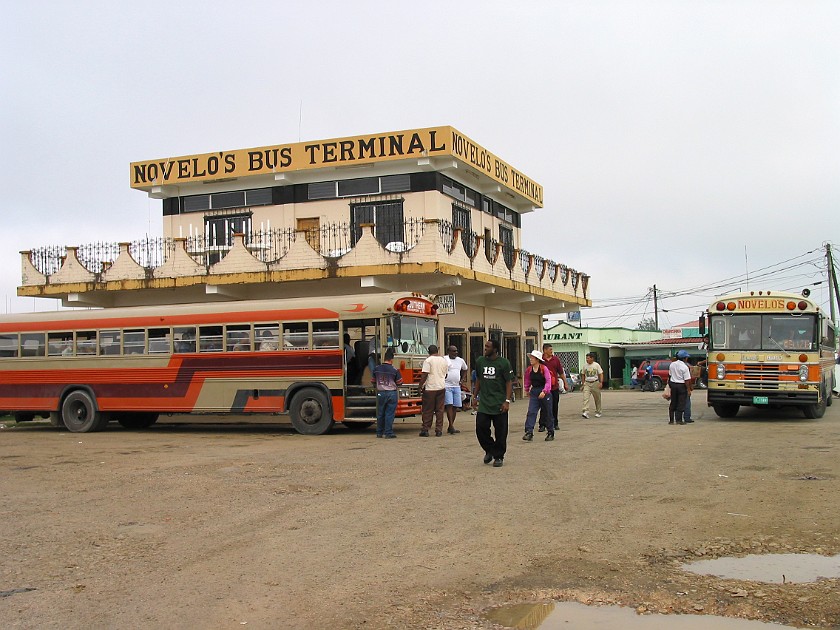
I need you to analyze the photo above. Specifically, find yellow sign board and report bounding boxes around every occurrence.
[130,126,543,206]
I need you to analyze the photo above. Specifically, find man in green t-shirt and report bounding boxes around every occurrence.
[471,339,513,467]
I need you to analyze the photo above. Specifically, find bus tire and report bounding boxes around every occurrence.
[713,403,739,418]
[803,393,827,419]
[289,387,334,435]
[61,390,109,433]
[117,413,159,429]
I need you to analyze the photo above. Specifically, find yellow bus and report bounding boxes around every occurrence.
[0,293,439,434]
[701,290,837,419]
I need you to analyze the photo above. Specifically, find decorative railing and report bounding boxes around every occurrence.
[22,217,589,298]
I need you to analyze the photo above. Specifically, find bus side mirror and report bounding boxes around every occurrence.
[698,314,706,336]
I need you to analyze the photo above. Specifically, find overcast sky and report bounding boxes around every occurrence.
[2,0,838,327]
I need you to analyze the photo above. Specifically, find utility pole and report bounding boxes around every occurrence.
[652,284,659,331]
[827,243,839,327]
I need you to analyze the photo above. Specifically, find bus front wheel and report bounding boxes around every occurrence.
[713,403,739,418]
[61,390,109,433]
[289,388,334,435]
[803,393,827,419]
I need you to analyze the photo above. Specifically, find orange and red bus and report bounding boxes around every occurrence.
[701,290,837,419]
[0,293,439,434]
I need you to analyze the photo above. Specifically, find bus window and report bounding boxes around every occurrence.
[174,327,196,353]
[124,329,146,355]
[312,321,339,349]
[48,332,74,357]
[21,333,45,357]
[226,325,251,352]
[0,333,19,358]
[149,328,171,354]
[255,324,279,350]
[76,331,97,355]
[100,330,121,355]
[199,326,223,352]
[283,322,309,350]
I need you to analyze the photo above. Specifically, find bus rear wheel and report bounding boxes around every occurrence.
[117,413,160,429]
[61,390,109,433]
[289,387,334,435]
[713,403,739,418]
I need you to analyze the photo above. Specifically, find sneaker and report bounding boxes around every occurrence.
[419,430,429,437]
[376,434,383,438]
[483,452,493,464]
[553,424,559,430]
[668,420,675,424]
[435,431,443,437]
[492,458,504,467]
[581,412,589,419]
[447,427,460,434]
[384,434,397,438]
[470,410,477,415]
[545,433,554,441]
[523,432,533,441]
[594,412,602,418]
[684,419,694,423]
[538,426,546,432]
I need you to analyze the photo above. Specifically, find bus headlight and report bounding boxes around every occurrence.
[716,363,725,379]
[798,365,808,381]
[398,387,412,399]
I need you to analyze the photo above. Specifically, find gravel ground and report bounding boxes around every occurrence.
[1,389,838,629]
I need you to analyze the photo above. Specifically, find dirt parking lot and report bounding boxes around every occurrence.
[1,390,839,629]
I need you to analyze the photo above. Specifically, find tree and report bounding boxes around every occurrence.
[637,317,658,331]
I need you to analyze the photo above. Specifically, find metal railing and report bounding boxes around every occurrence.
[24,217,587,295]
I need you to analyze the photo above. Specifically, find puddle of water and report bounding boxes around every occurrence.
[486,601,797,629]
[683,553,840,583]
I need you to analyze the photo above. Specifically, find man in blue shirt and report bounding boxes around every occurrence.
[372,348,403,438]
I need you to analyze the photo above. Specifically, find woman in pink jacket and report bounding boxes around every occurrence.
[522,350,554,442]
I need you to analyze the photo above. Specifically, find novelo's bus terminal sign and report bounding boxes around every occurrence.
[130,126,544,207]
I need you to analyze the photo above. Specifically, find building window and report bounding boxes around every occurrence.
[500,225,514,269]
[452,204,471,232]
[206,214,252,248]
[309,174,412,201]
[350,201,404,247]
[182,188,272,213]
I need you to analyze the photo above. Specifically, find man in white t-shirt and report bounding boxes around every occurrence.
[443,345,469,435]
[419,345,449,437]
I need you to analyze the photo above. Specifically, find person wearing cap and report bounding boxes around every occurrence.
[668,350,693,425]
[580,352,604,418]
[522,349,555,442]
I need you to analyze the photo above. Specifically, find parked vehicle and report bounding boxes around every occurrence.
[563,369,580,392]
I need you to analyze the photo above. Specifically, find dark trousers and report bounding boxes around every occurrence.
[668,381,688,422]
[421,389,445,432]
[527,390,553,433]
[476,411,508,460]
[538,390,559,429]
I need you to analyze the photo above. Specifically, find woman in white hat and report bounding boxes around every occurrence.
[523,349,555,442]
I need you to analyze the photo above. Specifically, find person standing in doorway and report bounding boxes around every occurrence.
[668,350,692,425]
[580,352,604,418]
[471,339,514,467]
[540,343,568,431]
[371,348,403,438]
[419,345,448,437]
[522,350,554,442]
[444,345,468,434]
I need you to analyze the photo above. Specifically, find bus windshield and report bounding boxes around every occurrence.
[710,314,817,351]
[387,315,438,354]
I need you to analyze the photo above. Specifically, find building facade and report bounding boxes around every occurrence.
[19,126,591,386]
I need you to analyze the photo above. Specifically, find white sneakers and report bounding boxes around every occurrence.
[595,412,602,418]
[581,412,589,418]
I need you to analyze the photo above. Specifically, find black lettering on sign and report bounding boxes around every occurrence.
[224,153,236,173]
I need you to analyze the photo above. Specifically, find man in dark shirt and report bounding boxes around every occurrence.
[471,339,513,467]
[371,348,403,438]
[540,343,568,431]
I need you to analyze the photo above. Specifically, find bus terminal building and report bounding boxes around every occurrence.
[19,126,590,385]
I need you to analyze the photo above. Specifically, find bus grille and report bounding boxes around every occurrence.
[742,363,782,389]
